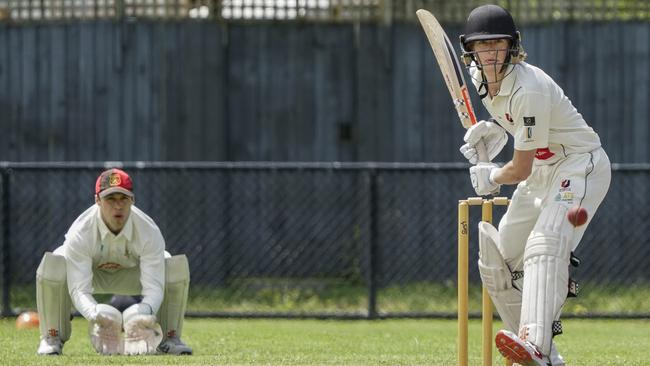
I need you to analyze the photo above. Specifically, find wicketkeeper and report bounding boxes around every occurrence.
[36,168,192,356]
[458,4,611,366]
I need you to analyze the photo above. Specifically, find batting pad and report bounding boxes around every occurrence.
[36,252,72,342]
[520,204,572,356]
[158,255,190,339]
[478,222,522,333]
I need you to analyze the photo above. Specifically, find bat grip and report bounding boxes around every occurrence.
[476,138,490,163]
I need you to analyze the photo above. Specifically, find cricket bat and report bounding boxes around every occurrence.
[416,9,489,162]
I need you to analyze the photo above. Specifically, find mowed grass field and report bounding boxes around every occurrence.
[1,318,648,365]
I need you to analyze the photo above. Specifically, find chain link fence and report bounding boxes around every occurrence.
[1,162,649,318]
[1,0,649,23]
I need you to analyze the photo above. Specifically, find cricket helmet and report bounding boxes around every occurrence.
[459,4,525,67]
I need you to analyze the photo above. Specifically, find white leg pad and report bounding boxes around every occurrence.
[36,252,72,342]
[158,255,190,339]
[550,342,566,366]
[520,204,572,356]
[478,222,522,333]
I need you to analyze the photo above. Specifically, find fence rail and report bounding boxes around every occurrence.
[1,0,649,23]
[1,161,649,319]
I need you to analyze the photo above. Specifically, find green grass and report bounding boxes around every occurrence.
[1,318,649,365]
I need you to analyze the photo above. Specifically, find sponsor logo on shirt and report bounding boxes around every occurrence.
[555,191,574,202]
[97,262,124,270]
[535,148,555,160]
[523,116,536,126]
[526,127,533,139]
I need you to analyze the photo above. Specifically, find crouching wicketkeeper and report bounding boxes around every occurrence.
[35,168,192,356]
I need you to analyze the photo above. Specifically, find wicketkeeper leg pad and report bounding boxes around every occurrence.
[158,255,190,339]
[36,252,72,342]
[478,222,522,333]
[519,203,573,356]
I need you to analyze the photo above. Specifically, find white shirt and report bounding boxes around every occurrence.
[54,205,166,320]
[471,62,601,164]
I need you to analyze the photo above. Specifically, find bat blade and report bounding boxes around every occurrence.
[416,9,489,162]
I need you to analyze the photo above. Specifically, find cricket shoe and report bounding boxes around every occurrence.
[495,329,550,366]
[37,336,63,355]
[157,337,193,355]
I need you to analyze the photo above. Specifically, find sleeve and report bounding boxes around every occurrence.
[510,89,551,151]
[64,232,98,320]
[139,228,166,313]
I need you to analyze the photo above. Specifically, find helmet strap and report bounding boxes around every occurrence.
[478,74,489,100]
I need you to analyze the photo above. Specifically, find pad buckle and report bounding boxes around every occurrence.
[552,320,563,337]
[568,278,579,298]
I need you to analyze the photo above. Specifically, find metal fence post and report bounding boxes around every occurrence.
[1,168,11,317]
[368,169,378,319]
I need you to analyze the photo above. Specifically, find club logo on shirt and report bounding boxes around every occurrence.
[505,113,514,123]
[523,116,536,126]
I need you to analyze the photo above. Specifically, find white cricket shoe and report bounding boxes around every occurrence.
[37,336,63,355]
[495,329,550,366]
[157,337,193,355]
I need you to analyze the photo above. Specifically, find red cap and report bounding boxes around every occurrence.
[95,168,134,198]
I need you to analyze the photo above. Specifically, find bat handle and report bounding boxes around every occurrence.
[476,138,490,163]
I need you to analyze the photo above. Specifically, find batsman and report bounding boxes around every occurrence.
[458,4,611,366]
[35,168,192,356]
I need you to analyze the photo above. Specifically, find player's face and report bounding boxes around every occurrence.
[96,193,134,234]
[472,38,510,78]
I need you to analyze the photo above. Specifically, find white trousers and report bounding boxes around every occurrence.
[498,148,611,272]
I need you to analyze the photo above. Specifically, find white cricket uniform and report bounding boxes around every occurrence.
[52,205,166,320]
[471,61,611,356]
[471,61,611,270]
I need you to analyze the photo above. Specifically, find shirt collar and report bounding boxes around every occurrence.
[96,207,134,241]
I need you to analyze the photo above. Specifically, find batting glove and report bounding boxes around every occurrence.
[460,120,508,164]
[470,162,500,196]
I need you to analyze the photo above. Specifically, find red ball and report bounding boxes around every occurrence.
[16,311,40,329]
[567,206,588,227]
